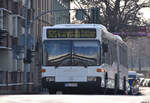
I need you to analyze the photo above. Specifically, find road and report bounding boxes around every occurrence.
[0,87,150,103]
[140,87,150,96]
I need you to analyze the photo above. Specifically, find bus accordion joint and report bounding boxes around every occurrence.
[42,69,46,72]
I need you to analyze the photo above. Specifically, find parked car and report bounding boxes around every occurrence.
[143,79,150,87]
[140,79,145,86]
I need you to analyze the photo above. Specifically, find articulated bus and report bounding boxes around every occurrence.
[41,24,128,94]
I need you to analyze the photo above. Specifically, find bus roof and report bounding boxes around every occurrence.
[44,24,107,31]
[43,24,126,45]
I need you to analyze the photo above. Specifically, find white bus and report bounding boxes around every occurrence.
[41,24,128,94]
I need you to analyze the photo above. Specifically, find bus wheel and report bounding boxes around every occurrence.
[123,76,126,94]
[104,72,108,94]
[48,89,55,94]
[114,73,118,94]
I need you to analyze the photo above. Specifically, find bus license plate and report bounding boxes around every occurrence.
[64,83,78,87]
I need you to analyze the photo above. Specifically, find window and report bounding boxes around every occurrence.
[102,39,114,65]
[109,41,117,64]
[0,71,3,84]
[43,40,100,66]
[11,15,23,37]
[0,9,10,31]
[119,45,128,68]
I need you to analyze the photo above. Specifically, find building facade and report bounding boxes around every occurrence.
[0,0,34,94]
[0,0,71,93]
[32,0,70,92]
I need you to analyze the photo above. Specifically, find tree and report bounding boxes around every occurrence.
[72,0,150,32]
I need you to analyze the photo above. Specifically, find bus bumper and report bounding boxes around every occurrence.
[42,77,102,94]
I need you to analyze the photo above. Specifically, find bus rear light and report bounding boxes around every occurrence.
[42,69,46,72]
[97,68,102,72]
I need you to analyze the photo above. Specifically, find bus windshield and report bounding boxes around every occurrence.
[43,40,100,66]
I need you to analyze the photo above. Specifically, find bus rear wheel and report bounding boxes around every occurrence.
[114,73,118,94]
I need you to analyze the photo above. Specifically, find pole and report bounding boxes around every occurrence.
[24,0,29,92]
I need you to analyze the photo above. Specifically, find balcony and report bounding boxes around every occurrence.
[0,8,11,31]
[9,15,24,37]
[0,8,12,50]
[0,29,11,50]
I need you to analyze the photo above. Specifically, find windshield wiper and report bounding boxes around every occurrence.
[49,53,71,62]
[48,53,71,66]
[72,53,97,63]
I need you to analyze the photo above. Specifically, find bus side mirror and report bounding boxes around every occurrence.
[102,43,108,53]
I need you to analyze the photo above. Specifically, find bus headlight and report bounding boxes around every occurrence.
[46,76,55,82]
[87,77,97,82]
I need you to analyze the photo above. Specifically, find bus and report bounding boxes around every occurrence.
[41,24,128,94]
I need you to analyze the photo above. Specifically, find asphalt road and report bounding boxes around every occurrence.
[140,87,150,96]
[0,87,150,103]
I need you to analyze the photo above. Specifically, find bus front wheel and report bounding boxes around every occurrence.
[48,89,56,94]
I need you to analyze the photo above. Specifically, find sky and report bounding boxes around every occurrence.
[141,8,150,20]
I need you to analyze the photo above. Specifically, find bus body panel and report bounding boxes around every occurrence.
[42,66,105,82]
[55,67,87,82]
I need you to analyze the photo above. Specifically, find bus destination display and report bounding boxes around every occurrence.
[46,29,96,38]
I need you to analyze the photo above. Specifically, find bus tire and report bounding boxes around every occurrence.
[123,76,126,93]
[104,72,108,94]
[114,73,118,94]
[104,72,108,88]
[48,89,55,94]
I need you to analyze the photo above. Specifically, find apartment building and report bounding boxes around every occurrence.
[0,0,34,94]
[32,0,70,92]
[53,0,70,24]
[33,0,70,42]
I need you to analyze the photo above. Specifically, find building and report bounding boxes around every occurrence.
[33,0,70,43]
[127,37,150,78]
[53,0,70,24]
[0,0,71,93]
[32,0,70,92]
[0,0,34,94]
